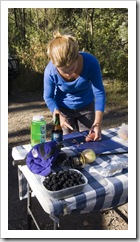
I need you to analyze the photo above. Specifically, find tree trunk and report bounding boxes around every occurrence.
[14,8,18,28]
[89,8,94,50]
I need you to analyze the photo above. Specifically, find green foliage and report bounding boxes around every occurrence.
[8,8,128,90]
[104,80,128,108]
[92,9,128,81]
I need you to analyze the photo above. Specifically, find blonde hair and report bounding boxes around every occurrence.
[47,31,79,67]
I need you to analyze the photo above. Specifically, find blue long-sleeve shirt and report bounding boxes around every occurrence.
[43,52,106,113]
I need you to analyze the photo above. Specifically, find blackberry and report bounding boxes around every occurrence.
[46,185,51,190]
[43,169,85,191]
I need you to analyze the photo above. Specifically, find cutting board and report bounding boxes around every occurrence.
[63,130,128,155]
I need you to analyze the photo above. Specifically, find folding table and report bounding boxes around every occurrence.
[12,127,128,230]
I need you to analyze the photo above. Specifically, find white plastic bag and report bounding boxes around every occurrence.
[100,159,128,177]
[118,123,128,141]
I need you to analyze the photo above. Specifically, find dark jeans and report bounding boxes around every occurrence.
[59,102,95,135]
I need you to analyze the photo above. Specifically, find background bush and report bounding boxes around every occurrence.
[8,8,128,91]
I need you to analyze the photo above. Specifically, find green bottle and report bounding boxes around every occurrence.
[51,113,63,142]
[31,115,46,147]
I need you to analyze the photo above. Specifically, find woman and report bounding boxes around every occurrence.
[43,31,106,141]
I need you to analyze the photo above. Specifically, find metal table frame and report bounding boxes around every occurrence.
[27,183,59,230]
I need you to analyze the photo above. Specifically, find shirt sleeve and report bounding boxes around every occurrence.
[89,57,106,112]
[43,66,59,113]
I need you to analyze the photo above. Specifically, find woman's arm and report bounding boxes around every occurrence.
[89,57,106,140]
[89,110,104,141]
[44,65,73,130]
[43,67,59,113]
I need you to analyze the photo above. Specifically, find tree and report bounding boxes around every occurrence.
[8,8,128,91]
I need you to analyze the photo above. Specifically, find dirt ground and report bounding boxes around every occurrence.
[8,89,128,231]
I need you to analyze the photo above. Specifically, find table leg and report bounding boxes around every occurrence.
[114,207,128,223]
[49,214,59,230]
[27,182,32,229]
[53,221,59,230]
[27,182,41,230]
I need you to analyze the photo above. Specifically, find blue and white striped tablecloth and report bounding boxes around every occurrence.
[12,127,128,218]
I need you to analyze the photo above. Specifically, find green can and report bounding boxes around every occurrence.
[31,115,46,147]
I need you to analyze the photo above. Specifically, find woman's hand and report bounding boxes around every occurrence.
[53,109,73,130]
[89,110,103,141]
[59,113,73,130]
[89,123,102,141]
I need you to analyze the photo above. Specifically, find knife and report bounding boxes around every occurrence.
[71,129,95,142]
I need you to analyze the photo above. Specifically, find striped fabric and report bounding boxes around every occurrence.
[12,127,128,217]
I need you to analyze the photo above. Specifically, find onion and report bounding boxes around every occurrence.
[81,149,96,164]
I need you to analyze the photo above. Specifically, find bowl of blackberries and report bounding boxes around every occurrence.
[43,169,88,199]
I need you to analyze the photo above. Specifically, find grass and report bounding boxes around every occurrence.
[104,79,128,109]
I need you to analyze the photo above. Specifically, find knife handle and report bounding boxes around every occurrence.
[12,159,26,166]
[97,151,128,156]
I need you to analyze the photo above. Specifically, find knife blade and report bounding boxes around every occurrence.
[72,129,94,142]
